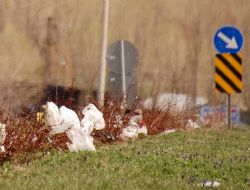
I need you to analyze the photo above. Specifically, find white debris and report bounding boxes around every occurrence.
[201,181,220,188]
[44,102,95,152]
[0,123,6,152]
[52,106,81,134]
[137,126,148,135]
[120,109,147,140]
[44,102,61,127]
[47,137,52,143]
[130,109,147,136]
[66,127,96,152]
[143,93,208,111]
[32,135,38,142]
[44,102,81,135]
[187,119,201,129]
[120,125,139,140]
[120,124,147,140]
[81,104,105,135]
[161,129,176,135]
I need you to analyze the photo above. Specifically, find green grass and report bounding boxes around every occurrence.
[0,128,250,190]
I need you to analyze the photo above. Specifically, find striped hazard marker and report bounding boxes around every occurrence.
[214,53,243,94]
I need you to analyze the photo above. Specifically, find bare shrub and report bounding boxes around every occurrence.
[0,93,195,164]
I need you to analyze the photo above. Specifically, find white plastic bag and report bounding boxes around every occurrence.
[44,102,61,127]
[137,126,148,135]
[200,181,220,187]
[44,102,98,152]
[0,123,6,152]
[120,125,139,140]
[81,104,105,135]
[120,110,148,140]
[43,102,81,135]
[186,119,201,129]
[50,106,81,135]
[66,127,96,151]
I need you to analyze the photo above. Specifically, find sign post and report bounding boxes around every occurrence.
[213,26,244,129]
[97,0,109,106]
[120,40,126,103]
[227,94,231,129]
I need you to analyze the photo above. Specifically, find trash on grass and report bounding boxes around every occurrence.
[66,127,96,152]
[120,109,147,140]
[120,125,139,140]
[137,126,148,135]
[44,102,81,135]
[44,102,95,152]
[0,123,6,152]
[200,180,220,187]
[81,104,105,135]
[44,102,61,127]
[161,129,176,135]
[186,119,201,129]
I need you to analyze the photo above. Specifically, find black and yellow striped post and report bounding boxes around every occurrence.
[214,53,243,128]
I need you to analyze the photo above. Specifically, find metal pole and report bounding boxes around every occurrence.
[97,0,109,106]
[227,94,231,129]
[120,40,126,103]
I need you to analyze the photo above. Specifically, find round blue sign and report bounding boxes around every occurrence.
[214,26,243,54]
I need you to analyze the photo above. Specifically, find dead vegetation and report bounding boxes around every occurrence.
[0,96,192,165]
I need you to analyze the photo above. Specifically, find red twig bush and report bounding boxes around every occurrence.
[0,97,191,164]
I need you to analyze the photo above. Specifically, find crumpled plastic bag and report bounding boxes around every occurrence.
[120,125,139,140]
[120,109,147,140]
[44,102,95,152]
[44,102,61,127]
[137,126,148,135]
[81,104,105,135]
[200,180,220,187]
[50,106,81,135]
[186,119,201,129]
[0,123,6,152]
[44,102,81,135]
[66,127,96,151]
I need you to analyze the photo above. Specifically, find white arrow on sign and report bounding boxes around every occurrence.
[217,32,238,49]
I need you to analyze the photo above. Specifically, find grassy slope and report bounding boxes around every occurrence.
[0,128,250,190]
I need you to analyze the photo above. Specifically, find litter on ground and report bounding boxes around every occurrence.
[45,102,100,151]
[200,180,220,188]
[81,103,105,135]
[186,119,201,129]
[66,127,96,151]
[120,109,147,140]
[160,129,176,135]
[44,102,81,135]
[0,123,6,152]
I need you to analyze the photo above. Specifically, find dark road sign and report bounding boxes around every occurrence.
[107,40,139,108]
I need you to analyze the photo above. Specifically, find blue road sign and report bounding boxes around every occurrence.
[214,26,243,54]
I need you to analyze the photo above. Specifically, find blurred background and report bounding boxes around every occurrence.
[0,0,249,113]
